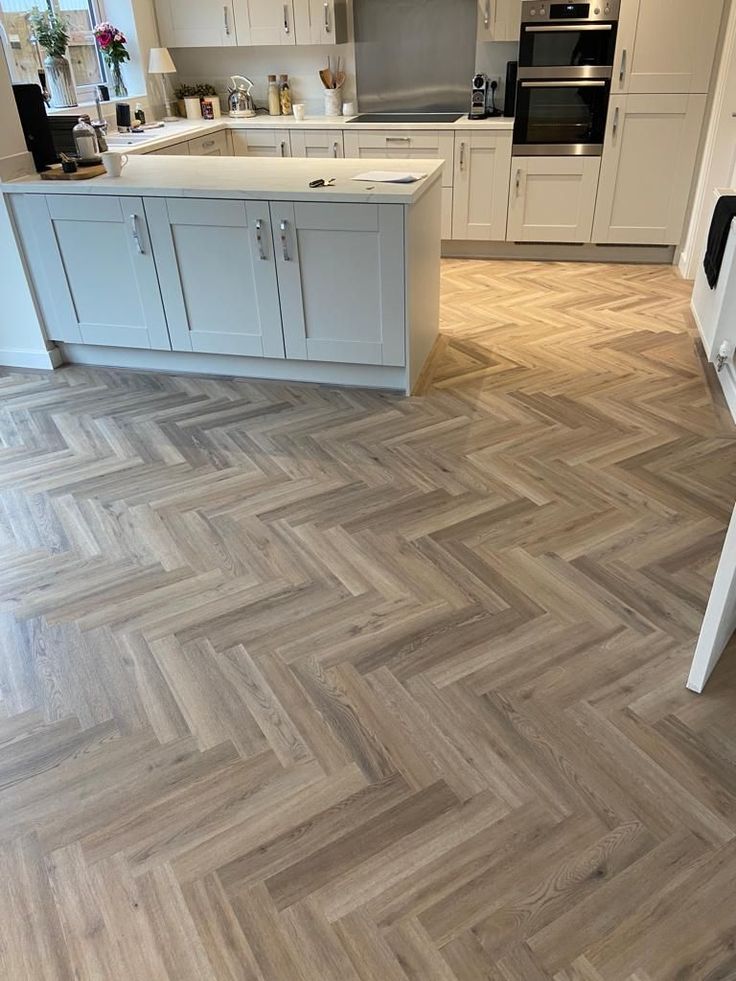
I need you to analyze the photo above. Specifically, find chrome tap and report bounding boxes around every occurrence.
[92,96,109,151]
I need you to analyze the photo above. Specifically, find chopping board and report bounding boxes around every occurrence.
[41,163,106,181]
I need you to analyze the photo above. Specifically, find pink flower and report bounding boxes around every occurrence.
[97,31,112,47]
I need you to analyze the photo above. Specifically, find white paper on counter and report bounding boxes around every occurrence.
[352,171,427,184]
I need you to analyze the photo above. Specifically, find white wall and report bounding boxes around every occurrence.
[680,0,736,280]
[0,44,56,368]
[166,0,518,116]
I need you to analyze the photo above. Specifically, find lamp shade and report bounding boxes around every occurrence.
[148,47,177,74]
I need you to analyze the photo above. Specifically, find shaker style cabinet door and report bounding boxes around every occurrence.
[478,0,522,42]
[271,202,405,366]
[613,0,724,95]
[293,0,348,43]
[232,0,296,44]
[231,130,292,158]
[593,94,707,245]
[155,0,237,47]
[452,132,512,241]
[289,131,344,158]
[145,198,285,358]
[507,157,601,244]
[187,132,231,156]
[22,194,170,349]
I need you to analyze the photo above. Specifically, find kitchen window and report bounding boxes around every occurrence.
[0,0,108,99]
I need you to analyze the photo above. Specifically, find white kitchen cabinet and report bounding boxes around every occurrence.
[151,141,190,157]
[233,0,295,45]
[477,0,521,42]
[293,0,348,44]
[187,131,231,157]
[145,198,284,358]
[231,130,292,158]
[20,195,169,349]
[271,201,405,366]
[343,130,455,187]
[613,0,724,95]
[452,132,512,241]
[290,130,344,159]
[593,94,707,245]
[507,156,601,244]
[155,0,236,47]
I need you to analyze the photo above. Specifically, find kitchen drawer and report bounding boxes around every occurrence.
[231,129,292,157]
[188,130,230,156]
[150,141,190,156]
[343,130,454,187]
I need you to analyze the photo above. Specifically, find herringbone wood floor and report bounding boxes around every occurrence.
[2,259,736,981]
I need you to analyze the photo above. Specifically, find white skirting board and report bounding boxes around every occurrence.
[688,504,736,693]
[0,346,63,370]
[716,360,736,423]
[442,241,677,264]
[57,344,408,392]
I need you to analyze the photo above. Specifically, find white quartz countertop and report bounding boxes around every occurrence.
[99,113,514,154]
[3,155,445,205]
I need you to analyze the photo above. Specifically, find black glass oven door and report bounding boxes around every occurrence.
[513,79,610,154]
[519,23,618,72]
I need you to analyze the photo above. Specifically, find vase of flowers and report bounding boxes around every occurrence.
[29,9,77,108]
[93,22,130,98]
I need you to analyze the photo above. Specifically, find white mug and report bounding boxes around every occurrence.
[293,103,306,121]
[101,151,128,177]
[342,101,356,117]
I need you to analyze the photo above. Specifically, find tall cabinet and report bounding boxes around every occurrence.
[594,0,724,245]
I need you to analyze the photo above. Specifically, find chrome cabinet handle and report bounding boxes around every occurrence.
[129,213,144,254]
[484,0,490,28]
[255,219,267,260]
[224,5,230,35]
[202,139,215,149]
[386,136,411,143]
[280,140,286,157]
[612,105,620,137]
[324,1,331,32]
[283,4,290,33]
[515,168,522,195]
[520,80,606,88]
[459,141,465,170]
[280,220,290,261]
[619,48,627,83]
[332,141,339,158]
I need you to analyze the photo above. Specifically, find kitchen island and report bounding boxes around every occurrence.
[4,155,444,393]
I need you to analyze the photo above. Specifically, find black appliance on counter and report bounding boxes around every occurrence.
[504,61,518,117]
[12,84,57,171]
[513,0,620,156]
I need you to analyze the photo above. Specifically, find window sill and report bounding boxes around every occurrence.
[46,93,147,115]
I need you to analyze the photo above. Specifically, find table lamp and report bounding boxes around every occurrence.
[148,47,177,121]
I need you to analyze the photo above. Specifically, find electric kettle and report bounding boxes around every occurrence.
[228,75,256,118]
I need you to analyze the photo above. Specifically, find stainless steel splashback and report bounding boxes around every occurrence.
[353,0,477,113]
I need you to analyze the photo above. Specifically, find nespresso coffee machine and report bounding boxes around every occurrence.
[469,73,490,119]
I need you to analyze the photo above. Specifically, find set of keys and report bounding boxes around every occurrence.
[308,177,336,188]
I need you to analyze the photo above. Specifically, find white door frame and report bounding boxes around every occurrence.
[679,1,736,280]
[688,503,736,692]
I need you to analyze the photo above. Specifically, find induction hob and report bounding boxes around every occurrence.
[348,112,465,124]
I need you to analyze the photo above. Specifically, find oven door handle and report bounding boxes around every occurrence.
[519,80,608,88]
[523,23,613,32]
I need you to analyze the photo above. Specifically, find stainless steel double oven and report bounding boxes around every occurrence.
[513,1,620,156]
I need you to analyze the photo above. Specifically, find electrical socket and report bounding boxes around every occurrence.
[488,75,502,91]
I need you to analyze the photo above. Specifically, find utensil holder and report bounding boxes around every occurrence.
[324,87,343,117]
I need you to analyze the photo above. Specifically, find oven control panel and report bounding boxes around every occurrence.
[522,0,620,20]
